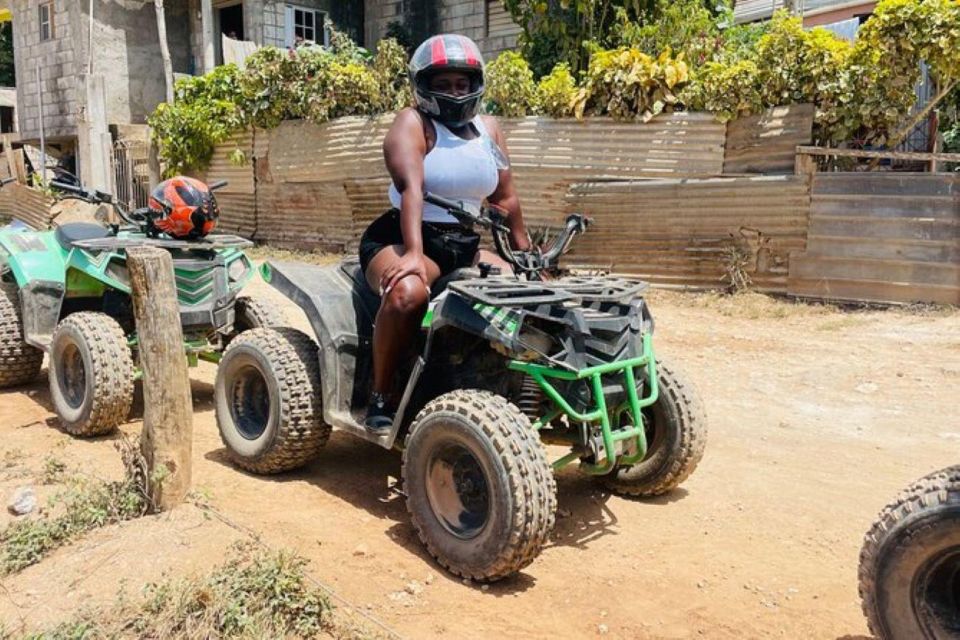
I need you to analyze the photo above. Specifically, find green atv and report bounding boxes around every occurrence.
[0,177,281,436]
[859,466,960,639]
[214,193,707,581]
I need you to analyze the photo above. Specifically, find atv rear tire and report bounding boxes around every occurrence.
[601,360,706,497]
[215,327,330,474]
[402,390,557,582]
[859,466,960,639]
[48,312,134,436]
[231,296,285,338]
[0,283,43,388]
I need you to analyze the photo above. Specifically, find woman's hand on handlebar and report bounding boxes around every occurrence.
[380,251,431,297]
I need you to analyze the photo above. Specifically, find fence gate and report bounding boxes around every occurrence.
[112,139,150,212]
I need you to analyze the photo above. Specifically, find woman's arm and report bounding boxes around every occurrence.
[482,115,531,251]
[380,108,429,292]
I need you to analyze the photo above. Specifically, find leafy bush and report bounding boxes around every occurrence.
[485,51,540,117]
[573,48,689,121]
[537,63,577,117]
[149,30,409,175]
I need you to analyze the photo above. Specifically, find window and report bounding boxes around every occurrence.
[285,5,329,47]
[39,2,54,42]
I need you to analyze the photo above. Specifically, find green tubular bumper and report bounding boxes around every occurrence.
[508,333,659,475]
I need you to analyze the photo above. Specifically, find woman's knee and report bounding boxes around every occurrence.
[382,276,429,316]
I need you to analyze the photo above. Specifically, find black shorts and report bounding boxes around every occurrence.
[359,209,481,277]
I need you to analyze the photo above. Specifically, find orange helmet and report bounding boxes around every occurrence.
[149,176,220,239]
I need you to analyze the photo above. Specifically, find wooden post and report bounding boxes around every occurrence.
[127,247,192,511]
[794,151,817,177]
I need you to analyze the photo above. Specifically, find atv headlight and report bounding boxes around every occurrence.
[228,256,251,283]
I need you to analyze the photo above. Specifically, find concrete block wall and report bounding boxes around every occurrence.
[364,0,519,59]
[12,0,78,140]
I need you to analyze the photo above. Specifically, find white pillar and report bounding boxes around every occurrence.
[201,0,215,73]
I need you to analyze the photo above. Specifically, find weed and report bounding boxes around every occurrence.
[0,472,147,575]
[2,448,24,469]
[24,543,334,639]
[245,245,341,267]
[815,316,871,332]
[40,455,67,484]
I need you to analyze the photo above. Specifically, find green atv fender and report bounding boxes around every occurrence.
[0,228,69,349]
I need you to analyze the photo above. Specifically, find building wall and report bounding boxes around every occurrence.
[803,2,876,27]
[12,0,78,140]
[364,0,519,60]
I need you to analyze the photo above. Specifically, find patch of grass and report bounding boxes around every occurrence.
[24,543,333,639]
[654,290,837,320]
[2,448,24,469]
[814,316,872,332]
[245,244,342,267]
[40,455,67,485]
[0,474,147,576]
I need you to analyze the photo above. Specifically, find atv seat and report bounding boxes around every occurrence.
[54,223,111,249]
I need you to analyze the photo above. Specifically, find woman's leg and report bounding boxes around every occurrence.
[365,245,442,398]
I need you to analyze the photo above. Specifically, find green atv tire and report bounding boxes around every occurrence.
[859,466,960,640]
[215,327,331,474]
[0,283,43,388]
[601,360,706,497]
[403,390,557,582]
[48,312,134,436]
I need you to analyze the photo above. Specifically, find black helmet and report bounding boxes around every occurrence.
[409,34,485,128]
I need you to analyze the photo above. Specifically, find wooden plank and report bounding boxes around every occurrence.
[789,275,959,306]
[797,145,960,163]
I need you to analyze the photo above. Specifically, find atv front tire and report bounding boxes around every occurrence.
[0,283,43,388]
[215,327,330,474]
[48,312,134,436]
[859,466,960,639]
[403,390,557,581]
[601,360,706,497]
[232,296,285,336]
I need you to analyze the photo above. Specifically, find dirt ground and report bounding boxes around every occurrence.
[1,274,958,639]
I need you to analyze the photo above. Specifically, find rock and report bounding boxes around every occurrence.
[7,486,36,515]
[597,623,609,635]
[352,544,370,557]
[697,580,707,589]
[558,508,572,518]
[480,584,489,592]
[405,581,423,596]
[425,573,435,585]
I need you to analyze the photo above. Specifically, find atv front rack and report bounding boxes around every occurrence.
[509,332,659,475]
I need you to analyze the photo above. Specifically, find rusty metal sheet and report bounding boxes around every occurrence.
[204,128,257,237]
[723,104,815,175]
[256,180,355,252]
[788,172,960,305]
[12,184,55,230]
[564,175,812,292]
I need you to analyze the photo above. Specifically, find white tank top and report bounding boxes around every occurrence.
[388,116,500,224]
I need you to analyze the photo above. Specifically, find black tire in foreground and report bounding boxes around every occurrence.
[403,390,557,582]
[215,327,330,474]
[859,466,960,640]
[230,295,286,339]
[0,283,43,388]
[601,360,707,497]
[48,312,134,436]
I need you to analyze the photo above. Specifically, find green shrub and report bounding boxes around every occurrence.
[537,63,577,117]
[485,51,540,117]
[573,47,689,121]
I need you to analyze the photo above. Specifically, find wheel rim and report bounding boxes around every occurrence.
[228,364,270,440]
[915,547,960,635]
[58,343,86,409]
[425,443,490,539]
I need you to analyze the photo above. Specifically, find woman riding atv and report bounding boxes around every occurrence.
[360,34,531,433]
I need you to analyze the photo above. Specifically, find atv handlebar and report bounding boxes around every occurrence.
[423,191,591,279]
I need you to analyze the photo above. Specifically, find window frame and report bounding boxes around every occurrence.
[284,5,329,47]
[39,2,54,42]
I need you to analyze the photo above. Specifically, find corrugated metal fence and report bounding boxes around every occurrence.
[789,173,959,305]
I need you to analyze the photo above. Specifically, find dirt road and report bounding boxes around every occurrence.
[1,280,958,639]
